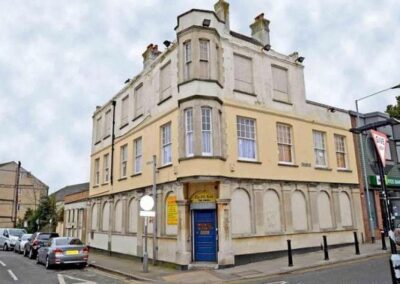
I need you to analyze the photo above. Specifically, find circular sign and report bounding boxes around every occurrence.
[140,195,154,211]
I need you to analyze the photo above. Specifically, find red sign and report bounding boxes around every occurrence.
[370,130,388,167]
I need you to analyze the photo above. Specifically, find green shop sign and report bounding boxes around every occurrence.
[369,175,400,187]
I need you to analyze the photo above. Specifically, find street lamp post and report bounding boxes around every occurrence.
[355,83,400,243]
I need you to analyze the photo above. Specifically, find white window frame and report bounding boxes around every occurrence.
[103,154,109,183]
[183,41,192,80]
[134,137,142,174]
[121,95,129,126]
[161,123,172,165]
[94,158,100,185]
[334,134,348,169]
[184,108,194,157]
[277,123,294,164]
[120,144,128,178]
[201,107,213,156]
[313,130,328,167]
[199,39,210,79]
[237,116,257,161]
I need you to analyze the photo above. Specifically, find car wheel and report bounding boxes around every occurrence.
[45,257,51,270]
[3,244,8,251]
[29,249,34,259]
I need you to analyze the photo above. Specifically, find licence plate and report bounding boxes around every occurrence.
[66,250,79,255]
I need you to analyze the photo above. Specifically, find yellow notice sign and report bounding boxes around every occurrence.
[167,195,178,225]
[191,190,216,203]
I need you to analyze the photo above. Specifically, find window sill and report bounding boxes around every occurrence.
[157,95,172,106]
[158,163,173,170]
[131,172,142,177]
[337,168,352,173]
[179,155,226,162]
[118,177,128,181]
[92,185,99,189]
[103,134,111,140]
[278,162,299,168]
[233,89,257,97]
[237,159,262,164]
[314,167,332,171]
[132,114,143,123]
[273,98,293,105]
[119,123,129,130]
[101,182,109,186]
[94,140,101,146]
[178,78,223,89]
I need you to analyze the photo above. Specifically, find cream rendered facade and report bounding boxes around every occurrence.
[88,1,363,268]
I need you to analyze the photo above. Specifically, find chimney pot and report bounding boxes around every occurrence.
[142,44,161,69]
[250,13,270,46]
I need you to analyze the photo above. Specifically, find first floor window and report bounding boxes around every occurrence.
[334,134,347,169]
[162,123,172,165]
[277,123,293,163]
[237,117,256,160]
[183,41,191,80]
[120,144,128,177]
[134,138,142,173]
[94,158,100,185]
[313,130,327,167]
[202,107,212,155]
[185,108,193,156]
[103,154,109,183]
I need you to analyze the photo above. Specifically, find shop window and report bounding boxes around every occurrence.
[339,191,353,227]
[291,190,308,231]
[231,188,251,234]
[264,190,281,233]
[318,191,333,229]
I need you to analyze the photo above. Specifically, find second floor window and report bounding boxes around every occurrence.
[103,154,109,183]
[185,108,193,157]
[162,123,172,165]
[104,110,111,138]
[120,145,128,178]
[94,158,100,185]
[134,84,143,117]
[199,39,210,79]
[313,130,327,167]
[334,135,347,169]
[183,41,192,80]
[272,66,289,102]
[277,123,293,163]
[134,138,142,174]
[95,117,102,142]
[234,54,253,94]
[201,107,212,155]
[237,117,256,160]
[160,62,171,101]
[121,95,129,125]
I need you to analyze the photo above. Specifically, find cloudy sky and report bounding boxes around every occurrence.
[1,0,399,193]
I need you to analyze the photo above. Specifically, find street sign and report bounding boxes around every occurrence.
[140,211,155,217]
[140,195,154,211]
[370,130,388,167]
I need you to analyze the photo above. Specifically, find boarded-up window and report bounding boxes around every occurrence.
[231,189,251,234]
[121,95,129,125]
[91,204,98,230]
[160,62,171,101]
[264,190,281,233]
[104,110,111,138]
[318,192,333,229]
[339,192,353,227]
[134,84,143,117]
[95,117,102,142]
[272,66,289,102]
[234,54,253,94]
[114,201,122,232]
[291,191,307,231]
[165,193,178,235]
[102,202,110,231]
[128,199,138,233]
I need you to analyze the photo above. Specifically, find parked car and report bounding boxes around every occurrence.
[24,232,59,259]
[0,228,27,251]
[36,237,88,269]
[13,234,32,254]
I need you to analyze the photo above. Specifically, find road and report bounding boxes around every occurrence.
[0,249,139,284]
[233,255,393,284]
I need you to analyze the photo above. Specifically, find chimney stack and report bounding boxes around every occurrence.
[214,0,230,29]
[250,13,270,46]
[142,44,161,68]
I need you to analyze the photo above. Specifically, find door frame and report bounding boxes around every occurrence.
[191,208,218,262]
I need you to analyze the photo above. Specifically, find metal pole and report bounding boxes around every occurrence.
[382,231,387,250]
[356,101,376,242]
[323,235,329,260]
[152,155,157,265]
[13,161,21,228]
[287,240,293,267]
[354,232,360,255]
[143,216,148,273]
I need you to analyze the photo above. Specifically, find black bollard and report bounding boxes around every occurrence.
[382,231,387,250]
[323,235,329,261]
[354,232,360,255]
[389,258,397,284]
[287,240,293,267]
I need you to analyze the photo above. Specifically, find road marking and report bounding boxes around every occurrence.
[264,282,288,284]
[0,261,6,267]
[7,269,18,281]
[58,274,97,284]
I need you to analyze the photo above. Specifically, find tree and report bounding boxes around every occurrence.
[23,196,58,233]
[386,96,400,119]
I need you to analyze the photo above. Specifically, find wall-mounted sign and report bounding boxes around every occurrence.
[369,175,400,188]
[191,190,216,203]
[370,130,388,167]
[167,195,178,225]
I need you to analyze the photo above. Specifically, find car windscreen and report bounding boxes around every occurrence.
[38,234,52,240]
[9,229,27,237]
[55,239,69,246]
[21,234,32,240]
[69,239,83,245]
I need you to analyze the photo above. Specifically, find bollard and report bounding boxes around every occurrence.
[382,231,387,250]
[287,240,293,267]
[354,232,360,255]
[389,258,398,284]
[323,235,329,261]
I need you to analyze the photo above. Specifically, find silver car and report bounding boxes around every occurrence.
[0,228,27,251]
[36,237,88,269]
[14,234,32,254]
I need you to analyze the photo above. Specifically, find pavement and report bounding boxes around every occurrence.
[88,240,391,283]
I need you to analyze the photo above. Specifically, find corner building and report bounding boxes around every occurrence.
[88,1,364,268]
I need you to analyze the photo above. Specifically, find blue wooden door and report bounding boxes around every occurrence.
[193,210,217,261]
